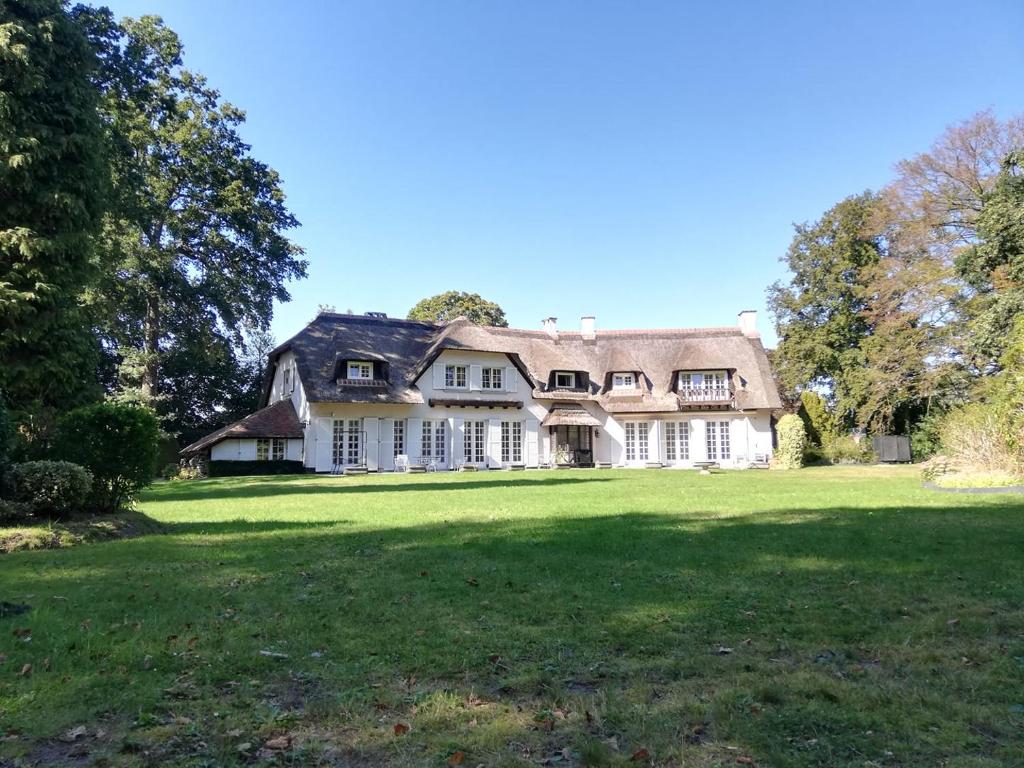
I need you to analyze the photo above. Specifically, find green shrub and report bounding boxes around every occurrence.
[823,436,875,464]
[0,393,11,498]
[802,443,827,466]
[910,413,943,462]
[11,461,93,517]
[208,459,304,477]
[798,391,840,446]
[776,414,806,469]
[0,498,34,523]
[938,403,1018,474]
[53,403,160,513]
[160,462,180,481]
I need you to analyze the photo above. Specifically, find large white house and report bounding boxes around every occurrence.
[182,310,783,471]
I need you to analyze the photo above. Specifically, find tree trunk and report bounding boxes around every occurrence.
[141,289,160,399]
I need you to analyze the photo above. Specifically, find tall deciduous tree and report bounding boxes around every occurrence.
[407,291,508,326]
[767,193,883,424]
[0,0,106,418]
[74,10,306,425]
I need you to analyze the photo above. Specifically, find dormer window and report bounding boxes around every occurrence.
[554,371,576,389]
[678,371,730,401]
[282,367,291,392]
[347,361,374,380]
[612,372,636,389]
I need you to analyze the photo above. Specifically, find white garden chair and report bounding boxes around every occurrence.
[394,454,410,473]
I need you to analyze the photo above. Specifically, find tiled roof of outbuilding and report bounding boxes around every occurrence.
[180,399,303,456]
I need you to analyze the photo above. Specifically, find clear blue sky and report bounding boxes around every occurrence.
[103,0,1023,346]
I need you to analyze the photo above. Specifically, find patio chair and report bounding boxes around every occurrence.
[394,454,410,473]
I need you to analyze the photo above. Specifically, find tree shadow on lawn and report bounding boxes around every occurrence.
[147,473,615,502]
[2,502,1022,766]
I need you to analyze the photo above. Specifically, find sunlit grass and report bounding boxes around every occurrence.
[1,466,1022,766]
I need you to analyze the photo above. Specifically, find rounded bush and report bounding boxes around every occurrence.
[53,403,160,513]
[12,460,93,517]
[776,414,807,469]
[0,498,34,523]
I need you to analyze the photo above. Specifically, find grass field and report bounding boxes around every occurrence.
[1,467,1022,767]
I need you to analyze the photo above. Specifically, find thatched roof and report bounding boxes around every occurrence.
[260,313,782,413]
[180,400,303,456]
[541,405,602,427]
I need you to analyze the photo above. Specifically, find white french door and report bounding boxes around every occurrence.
[663,421,691,464]
[623,421,650,464]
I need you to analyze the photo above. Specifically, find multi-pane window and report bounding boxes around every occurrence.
[464,420,486,463]
[663,422,690,462]
[282,367,291,392]
[257,438,285,461]
[482,367,504,390]
[421,420,447,464]
[332,418,362,465]
[717,420,731,460]
[348,362,373,379]
[625,422,636,461]
[678,371,728,401]
[445,364,468,388]
[706,420,719,460]
[393,419,405,457]
[613,372,635,389]
[501,421,523,463]
[637,421,649,460]
[554,371,576,388]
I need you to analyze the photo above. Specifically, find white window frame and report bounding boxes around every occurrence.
[347,361,373,380]
[501,421,523,464]
[282,367,291,393]
[706,420,719,461]
[332,418,363,466]
[663,421,690,463]
[678,371,728,400]
[718,420,731,460]
[482,367,504,390]
[445,364,468,389]
[393,419,405,458]
[256,438,269,461]
[554,371,576,389]
[271,438,285,460]
[612,372,636,390]
[464,420,486,463]
[421,420,447,464]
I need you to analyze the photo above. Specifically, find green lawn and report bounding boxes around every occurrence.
[1,467,1022,767]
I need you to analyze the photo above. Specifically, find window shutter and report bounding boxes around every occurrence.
[505,366,517,393]
[380,418,395,470]
[314,418,333,473]
[406,418,422,462]
[364,418,380,471]
[487,418,502,468]
[469,365,482,391]
[524,419,539,467]
[452,418,465,466]
[433,361,445,390]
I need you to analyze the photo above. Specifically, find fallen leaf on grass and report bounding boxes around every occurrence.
[264,735,291,750]
[18,664,31,677]
[11,627,30,639]
[630,747,650,761]
[236,742,252,752]
[716,646,734,655]
[466,578,479,587]
[258,650,289,659]
[447,750,465,766]
[947,618,960,626]
[393,723,410,736]
[736,758,756,766]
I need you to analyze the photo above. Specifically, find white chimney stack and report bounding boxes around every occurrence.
[580,315,596,340]
[738,310,758,337]
[542,316,558,338]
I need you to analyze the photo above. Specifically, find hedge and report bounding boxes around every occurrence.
[208,460,306,477]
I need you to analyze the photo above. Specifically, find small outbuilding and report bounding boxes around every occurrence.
[180,399,305,464]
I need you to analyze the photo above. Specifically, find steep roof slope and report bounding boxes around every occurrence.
[263,313,783,412]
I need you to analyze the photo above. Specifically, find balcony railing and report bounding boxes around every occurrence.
[337,378,388,387]
[678,386,733,403]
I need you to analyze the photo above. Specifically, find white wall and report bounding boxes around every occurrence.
[210,438,303,462]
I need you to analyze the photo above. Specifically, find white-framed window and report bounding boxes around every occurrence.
[464,420,486,463]
[678,371,728,400]
[554,371,576,389]
[421,420,446,464]
[482,367,504,390]
[257,437,285,461]
[348,361,373,380]
[663,421,690,462]
[282,367,291,392]
[624,421,648,461]
[445,364,468,388]
[612,372,636,389]
[332,418,362,465]
[501,421,523,463]
[393,419,405,457]
[704,420,731,460]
